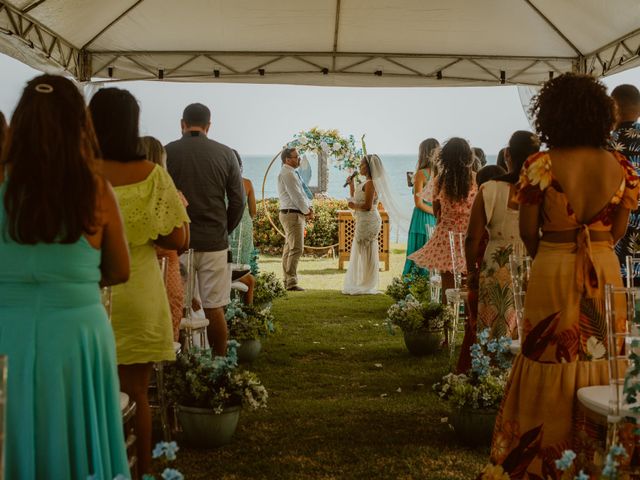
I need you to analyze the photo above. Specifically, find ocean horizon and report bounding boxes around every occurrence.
[240,153,498,243]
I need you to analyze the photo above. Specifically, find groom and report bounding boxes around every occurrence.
[277,147,313,291]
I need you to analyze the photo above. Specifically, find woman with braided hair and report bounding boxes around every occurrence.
[408,137,477,302]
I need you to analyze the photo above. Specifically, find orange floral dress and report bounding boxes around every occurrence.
[490,151,639,476]
[408,183,477,273]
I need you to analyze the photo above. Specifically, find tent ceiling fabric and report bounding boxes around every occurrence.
[0,0,639,87]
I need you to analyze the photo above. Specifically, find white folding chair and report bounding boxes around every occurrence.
[508,253,532,355]
[577,285,640,463]
[179,249,209,351]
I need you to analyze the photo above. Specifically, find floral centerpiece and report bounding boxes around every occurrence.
[225,298,277,342]
[164,343,268,413]
[385,294,453,355]
[287,127,362,171]
[434,329,511,409]
[385,273,431,303]
[253,271,287,307]
[433,329,513,445]
[385,294,452,334]
[163,343,267,447]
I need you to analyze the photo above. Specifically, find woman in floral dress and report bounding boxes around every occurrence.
[490,74,639,476]
[408,137,477,302]
[465,131,540,340]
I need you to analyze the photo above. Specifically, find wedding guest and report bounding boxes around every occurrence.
[166,103,244,354]
[496,147,508,171]
[403,138,440,276]
[229,149,256,303]
[473,146,487,170]
[491,73,639,475]
[90,88,190,476]
[466,131,540,338]
[0,74,130,479]
[142,135,189,340]
[611,84,640,284]
[408,138,477,302]
[278,147,313,291]
[0,111,7,157]
[475,164,505,187]
[456,162,507,373]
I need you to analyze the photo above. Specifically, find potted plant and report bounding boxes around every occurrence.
[253,272,287,309]
[433,329,512,446]
[225,299,277,362]
[385,294,453,355]
[163,343,268,448]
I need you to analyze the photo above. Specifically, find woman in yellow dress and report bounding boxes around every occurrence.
[490,73,639,476]
[90,88,190,476]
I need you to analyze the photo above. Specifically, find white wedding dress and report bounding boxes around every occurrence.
[342,180,382,295]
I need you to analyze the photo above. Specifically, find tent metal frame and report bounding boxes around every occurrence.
[1,0,640,85]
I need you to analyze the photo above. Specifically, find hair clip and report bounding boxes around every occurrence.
[34,83,54,93]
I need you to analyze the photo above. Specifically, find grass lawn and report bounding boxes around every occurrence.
[167,248,488,479]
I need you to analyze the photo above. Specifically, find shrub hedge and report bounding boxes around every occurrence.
[254,198,348,255]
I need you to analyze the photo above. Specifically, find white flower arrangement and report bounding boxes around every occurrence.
[287,127,363,170]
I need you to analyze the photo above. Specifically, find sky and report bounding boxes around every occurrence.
[2,52,640,156]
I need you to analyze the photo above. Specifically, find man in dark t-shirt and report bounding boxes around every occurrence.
[166,103,245,355]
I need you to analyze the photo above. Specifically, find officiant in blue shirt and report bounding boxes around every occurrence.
[277,147,313,291]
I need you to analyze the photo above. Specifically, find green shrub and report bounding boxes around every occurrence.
[254,197,348,254]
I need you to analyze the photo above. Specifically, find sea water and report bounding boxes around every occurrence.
[241,153,497,242]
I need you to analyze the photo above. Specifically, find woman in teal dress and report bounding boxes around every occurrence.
[0,75,131,479]
[403,138,440,276]
[229,150,257,303]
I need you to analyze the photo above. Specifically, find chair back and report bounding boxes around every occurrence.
[183,249,196,319]
[448,231,465,289]
[604,284,640,422]
[0,355,6,479]
[101,287,112,321]
[625,255,640,288]
[158,256,169,285]
[508,253,532,341]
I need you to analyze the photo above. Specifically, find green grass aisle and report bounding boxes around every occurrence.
[172,287,488,479]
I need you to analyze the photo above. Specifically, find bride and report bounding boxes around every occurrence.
[343,154,409,295]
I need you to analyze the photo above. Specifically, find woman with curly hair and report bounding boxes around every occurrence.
[408,137,477,302]
[490,73,639,475]
[403,137,440,276]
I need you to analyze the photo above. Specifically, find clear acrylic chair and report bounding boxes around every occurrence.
[625,255,640,288]
[425,224,441,303]
[0,355,7,479]
[179,249,209,351]
[152,256,173,441]
[445,231,467,365]
[508,251,532,355]
[576,284,640,465]
[101,287,112,321]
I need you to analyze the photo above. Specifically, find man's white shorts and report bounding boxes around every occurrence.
[185,250,231,309]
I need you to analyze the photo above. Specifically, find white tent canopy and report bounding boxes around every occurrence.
[0,0,639,87]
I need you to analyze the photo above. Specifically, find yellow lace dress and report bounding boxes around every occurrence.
[111,165,190,364]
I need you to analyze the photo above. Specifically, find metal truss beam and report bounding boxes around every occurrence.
[0,1,85,78]
[584,27,640,77]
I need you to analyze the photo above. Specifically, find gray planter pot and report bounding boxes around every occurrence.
[237,338,262,363]
[402,329,443,356]
[450,408,497,446]
[177,405,241,448]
